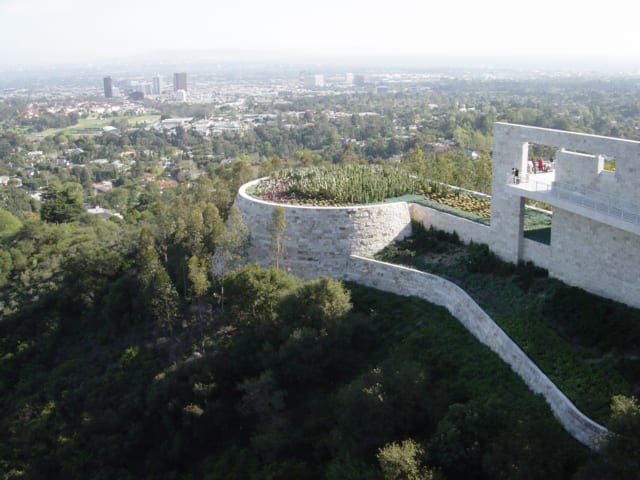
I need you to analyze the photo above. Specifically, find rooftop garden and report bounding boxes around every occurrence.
[250,164,432,206]
[249,165,552,233]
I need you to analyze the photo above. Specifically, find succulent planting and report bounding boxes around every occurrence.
[251,165,492,219]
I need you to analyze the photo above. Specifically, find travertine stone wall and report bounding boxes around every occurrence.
[344,255,609,450]
[410,204,491,245]
[234,179,412,279]
[521,238,552,271]
[491,123,640,308]
[555,149,622,199]
[493,122,640,204]
[555,149,602,187]
[550,208,640,308]
[491,126,529,263]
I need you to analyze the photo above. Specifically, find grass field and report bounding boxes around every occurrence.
[33,114,160,138]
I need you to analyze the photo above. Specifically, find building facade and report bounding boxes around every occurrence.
[152,75,162,95]
[173,72,187,92]
[103,76,113,98]
[490,122,640,308]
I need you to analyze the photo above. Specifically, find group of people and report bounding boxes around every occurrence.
[529,157,554,174]
[511,167,520,184]
[511,157,555,184]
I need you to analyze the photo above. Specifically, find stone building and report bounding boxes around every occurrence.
[490,123,640,309]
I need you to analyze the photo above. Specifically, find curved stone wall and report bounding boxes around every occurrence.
[234,179,609,449]
[344,256,608,450]
[235,179,412,279]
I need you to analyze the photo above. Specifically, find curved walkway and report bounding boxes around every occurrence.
[344,255,609,450]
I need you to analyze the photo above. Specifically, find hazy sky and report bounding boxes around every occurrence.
[1,0,639,66]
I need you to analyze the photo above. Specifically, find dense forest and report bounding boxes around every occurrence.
[1,74,640,478]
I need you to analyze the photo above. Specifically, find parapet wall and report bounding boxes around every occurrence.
[235,179,412,279]
[344,256,608,449]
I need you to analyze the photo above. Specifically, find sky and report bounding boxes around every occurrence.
[1,0,639,68]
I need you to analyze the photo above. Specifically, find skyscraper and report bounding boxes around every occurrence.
[103,76,113,98]
[173,72,187,92]
[152,75,162,95]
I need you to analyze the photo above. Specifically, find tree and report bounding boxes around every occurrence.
[326,454,379,480]
[575,395,640,479]
[231,158,256,192]
[40,182,84,223]
[0,208,21,238]
[211,205,250,311]
[187,254,210,300]
[402,145,426,171]
[138,233,179,337]
[0,184,35,218]
[607,395,640,466]
[268,206,287,270]
[224,264,298,327]
[377,439,433,480]
[280,277,352,329]
[473,152,492,194]
[0,248,12,288]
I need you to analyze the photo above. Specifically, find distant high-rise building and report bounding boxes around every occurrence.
[173,72,187,92]
[152,75,162,95]
[353,74,366,87]
[345,73,354,85]
[103,76,113,98]
[304,74,325,89]
[175,89,187,102]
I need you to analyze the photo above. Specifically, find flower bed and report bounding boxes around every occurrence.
[425,190,491,218]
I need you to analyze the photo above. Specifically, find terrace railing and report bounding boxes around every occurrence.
[508,175,640,226]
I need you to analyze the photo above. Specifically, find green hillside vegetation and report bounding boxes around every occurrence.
[375,224,640,424]
[0,246,591,478]
[0,195,636,478]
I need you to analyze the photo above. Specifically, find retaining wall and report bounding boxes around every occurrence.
[521,238,552,270]
[410,204,491,245]
[344,255,609,449]
[235,179,412,279]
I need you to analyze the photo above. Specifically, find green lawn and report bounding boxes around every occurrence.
[33,114,161,138]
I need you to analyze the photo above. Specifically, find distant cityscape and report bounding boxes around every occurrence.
[98,69,376,103]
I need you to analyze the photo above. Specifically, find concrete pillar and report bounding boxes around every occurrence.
[490,124,527,263]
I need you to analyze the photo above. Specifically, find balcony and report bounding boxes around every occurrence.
[506,170,640,236]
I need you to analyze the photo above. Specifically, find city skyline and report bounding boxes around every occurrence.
[1,0,639,69]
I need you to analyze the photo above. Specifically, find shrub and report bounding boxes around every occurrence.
[464,242,511,274]
[543,285,640,353]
